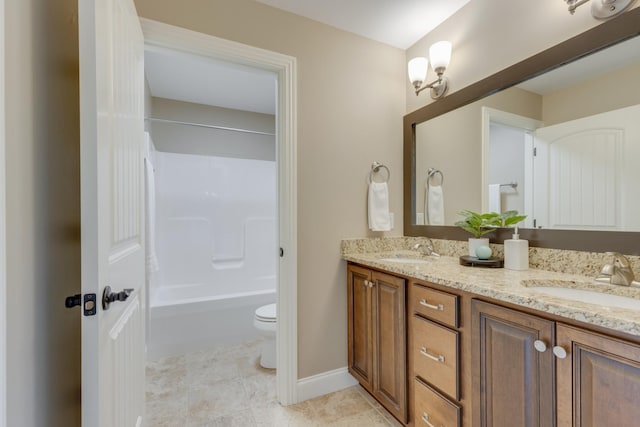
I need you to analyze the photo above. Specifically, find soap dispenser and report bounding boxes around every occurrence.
[504,226,529,270]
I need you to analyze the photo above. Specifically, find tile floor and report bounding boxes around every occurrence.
[146,339,403,426]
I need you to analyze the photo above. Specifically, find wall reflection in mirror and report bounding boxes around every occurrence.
[414,35,640,232]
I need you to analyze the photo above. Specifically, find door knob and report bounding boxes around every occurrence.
[534,340,547,353]
[102,286,134,310]
[553,346,568,359]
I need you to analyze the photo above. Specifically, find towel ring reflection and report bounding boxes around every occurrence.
[369,161,390,183]
[427,168,444,186]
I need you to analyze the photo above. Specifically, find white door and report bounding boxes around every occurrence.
[79,0,145,425]
[533,104,640,230]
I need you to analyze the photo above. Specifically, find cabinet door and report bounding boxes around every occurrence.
[556,324,640,427]
[472,300,555,427]
[347,265,374,391]
[372,271,407,423]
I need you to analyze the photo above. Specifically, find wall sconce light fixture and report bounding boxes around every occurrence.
[408,41,452,99]
[565,0,633,17]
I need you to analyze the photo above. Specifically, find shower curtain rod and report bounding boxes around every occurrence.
[144,117,276,136]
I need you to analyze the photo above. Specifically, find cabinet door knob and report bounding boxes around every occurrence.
[534,340,547,353]
[553,346,568,359]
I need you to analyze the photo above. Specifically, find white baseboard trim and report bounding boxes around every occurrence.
[296,367,359,403]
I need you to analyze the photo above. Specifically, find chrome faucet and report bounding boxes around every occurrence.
[413,240,440,258]
[596,252,636,286]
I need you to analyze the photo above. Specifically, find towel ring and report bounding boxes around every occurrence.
[425,167,444,225]
[369,161,390,183]
[427,168,444,186]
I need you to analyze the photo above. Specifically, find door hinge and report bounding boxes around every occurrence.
[65,293,97,316]
[533,147,537,156]
[533,219,537,228]
[280,247,284,257]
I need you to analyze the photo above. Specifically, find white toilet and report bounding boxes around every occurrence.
[254,303,277,369]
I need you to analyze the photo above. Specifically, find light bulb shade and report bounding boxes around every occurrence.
[429,41,452,73]
[408,57,428,85]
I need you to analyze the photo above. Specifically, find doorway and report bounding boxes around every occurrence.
[141,18,298,406]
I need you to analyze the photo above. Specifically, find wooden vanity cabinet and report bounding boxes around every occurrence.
[347,264,407,423]
[410,282,462,427]
[472,300,555,427]
[347,262,640,427]
[473,299,640,427]
[556,324,640,427]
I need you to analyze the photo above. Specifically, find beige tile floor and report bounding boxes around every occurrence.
[146,339,403,426]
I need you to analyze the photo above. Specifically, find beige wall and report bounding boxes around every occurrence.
[133,0,407,379]
[406,1,640,113]
[150,97,276,160]
[5,0,81,424]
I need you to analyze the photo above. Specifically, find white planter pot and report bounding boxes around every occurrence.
[468,238,490,257]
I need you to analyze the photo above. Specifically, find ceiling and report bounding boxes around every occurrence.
[254,0,470,49]
[145,48,277,115]
[144,1,470,115]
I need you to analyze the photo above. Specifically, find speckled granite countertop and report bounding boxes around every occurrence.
[343,244,640,338]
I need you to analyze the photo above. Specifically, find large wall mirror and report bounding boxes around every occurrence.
[404,9,640,254]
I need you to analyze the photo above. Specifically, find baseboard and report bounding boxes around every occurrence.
[296,366,359,402]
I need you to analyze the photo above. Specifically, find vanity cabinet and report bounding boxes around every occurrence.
[410,282,462,427]
[346,260,640,427]
[473,299,640,427]
[556,324,640,427]
[347,264,407,423]
[471,300,555,427]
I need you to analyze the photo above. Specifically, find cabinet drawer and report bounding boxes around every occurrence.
[414,378,461,427]
[413,315,459,400]
[411,283,458,327]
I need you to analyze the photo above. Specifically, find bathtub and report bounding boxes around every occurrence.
[147,281,276,360]
[147,152,278,360]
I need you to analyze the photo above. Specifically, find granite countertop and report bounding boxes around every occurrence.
[343,250,640,338]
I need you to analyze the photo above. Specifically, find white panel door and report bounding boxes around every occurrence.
[79,0,145,425]
[533,104,640,231]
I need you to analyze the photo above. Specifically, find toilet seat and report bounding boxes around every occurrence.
[255,303,276,323]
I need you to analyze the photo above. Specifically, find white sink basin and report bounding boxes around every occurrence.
[526,286,640,310]
[379,257,432,264]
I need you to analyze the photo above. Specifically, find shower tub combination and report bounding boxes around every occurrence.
[147,152,277,360]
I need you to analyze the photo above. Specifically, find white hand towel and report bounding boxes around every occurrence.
[488,184,502,214]
[368,182,391,231]
[145,157,159,273]
[426,184,445,225]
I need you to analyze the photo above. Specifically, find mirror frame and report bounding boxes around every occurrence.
[404,9,640,255]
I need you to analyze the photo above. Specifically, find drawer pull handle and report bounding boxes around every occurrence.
[419,298,444,311]
[421,412,443,427]
[420,346,445,363]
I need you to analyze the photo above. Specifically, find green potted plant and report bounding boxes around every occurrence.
[455,210,502,256]
[455,210,527,257]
